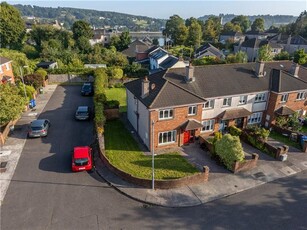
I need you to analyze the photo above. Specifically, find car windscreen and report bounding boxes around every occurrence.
[74,158,89,166]
[82,85,91,91]
[76,111,88,115]
[31,126,43,131]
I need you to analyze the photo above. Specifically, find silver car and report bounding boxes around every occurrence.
[75,106,90,120]
[28,119,51,138]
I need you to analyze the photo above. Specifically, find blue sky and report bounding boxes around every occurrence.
[7,0,307,19]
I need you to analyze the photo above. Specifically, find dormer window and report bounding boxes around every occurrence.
[203,100,215,109]
[255,93,266,102]
[238,95,247,105]
[223,97,232,107]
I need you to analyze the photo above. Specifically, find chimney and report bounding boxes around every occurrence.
[287,35,292,45]
[290,62,300,78]
[185,63,195,83]
[277,33,281,41]
[255,61,265,77]
[141,76,150,98]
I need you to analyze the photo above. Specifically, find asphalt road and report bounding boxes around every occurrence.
[1,86,307,230]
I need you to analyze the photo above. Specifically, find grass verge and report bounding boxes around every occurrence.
[269,131,301,150]
[105,88,127,112]
[104,120,199,180]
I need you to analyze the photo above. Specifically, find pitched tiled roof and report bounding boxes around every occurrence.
[220,31,244,36]
[195,43,224,58]
[159,56,179,69]
[180,119,203,131]
[218,108,252,120]
[0,57,11,65]
[122,39,151,57]
[125,61,307,109]
[245,30,267,35]
[149,47,168,59]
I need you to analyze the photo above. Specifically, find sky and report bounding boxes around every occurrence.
[7,0,307,19]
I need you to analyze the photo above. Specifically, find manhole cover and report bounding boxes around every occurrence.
[0,161,8,168]
[253,172,265,178]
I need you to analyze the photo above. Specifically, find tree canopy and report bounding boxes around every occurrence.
[293,48,307,65]
[72,20,93,40]
[163,15,188,46]
[251,18,265,32]
[0,2,25,49]
[257,44,273,61]
[231,15,251,33]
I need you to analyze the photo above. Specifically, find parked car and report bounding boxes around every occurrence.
[81,82,93,96]
[75,106,90,120]
[28,119,51,138]
[72,146,93,172]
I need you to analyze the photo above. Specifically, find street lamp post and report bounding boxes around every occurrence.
[19,66,27,101]
[151,120,155,190]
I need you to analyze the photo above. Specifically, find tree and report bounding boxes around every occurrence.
[226,51,248,63]
[258,44,273,61]
[107,67,123,80]
[231,15,251,33]
[222,22,242,33]
[71,20,93,40]
[0,2,25,49]
[30,25,57,50]
[251,18,265,32]
[293,48,307,64]
[118,31,131,51]
[215,134,244,171]
[152,38,159,46]
[274,51,290,61]
[186,19,202,48]
[163,15,188,45]
[75,36,92,54]
[202,16,222,42]
[0,84,27,126]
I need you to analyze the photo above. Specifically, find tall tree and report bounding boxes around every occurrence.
[186,19,202,48]
[0,84,27,126]
[231,15,251,33]
[202,16,222,42]
[293,48,307,64]
[163,15,188,45]
[251,18,265,32]
[30,25,57,50]
[0,2,25,49]
[222,22,242,33]
[257,44,273,61]
[71,20,93,40]
[118,31,131,51]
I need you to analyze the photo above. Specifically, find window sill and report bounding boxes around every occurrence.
[158,142,176,146]
[187,114,196,117]
[202,108,214,110]
[254,101,266,103]
[158,117,174,121]
[201,130,213,133]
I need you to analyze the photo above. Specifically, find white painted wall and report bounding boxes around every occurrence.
[126,89,138,130]
[202,92,269,119]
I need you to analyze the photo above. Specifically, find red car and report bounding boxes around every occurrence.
[72,146,93,172]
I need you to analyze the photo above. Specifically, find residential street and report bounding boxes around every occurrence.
[1,86,307,230]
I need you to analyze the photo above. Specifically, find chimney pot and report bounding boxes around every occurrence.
[142,76,150,98]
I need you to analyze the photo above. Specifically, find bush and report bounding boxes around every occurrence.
[276,116,288,128]
[114,82,124,88]
[229,126,242,136]
[215,134,245,170]
[105,100,120,109]
[24,73,44,89]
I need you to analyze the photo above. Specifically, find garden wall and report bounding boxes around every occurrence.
[97,134,209,189]
[0,118,19,146]
[48,74,93,84]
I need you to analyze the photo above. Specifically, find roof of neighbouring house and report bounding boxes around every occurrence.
[275,106,295,116]
[270,34,307,45]
[148,47,168,59]
[0,57,11,65]
[159,56,179,69]
[36,61,57,68]
[125,61,307,109]
[122,39,152,57]
[220,31,244,36]
[195,43,224,59]
[240,38,283,49]
[245,30,267,36]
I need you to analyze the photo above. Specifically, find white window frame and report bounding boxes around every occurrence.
[255,93,266,102]
[280,93,289,102]
[158,130,176,145]
[296,91,306,100]
[159,109,173,120]
[201,119,215,132]
[223,97,232,107]
[203,99,215,109]
[238,95,247,105]
[248,112,263,124]
[188,105,197,116]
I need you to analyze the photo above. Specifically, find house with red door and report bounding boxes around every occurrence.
[0,57,15,84]
[124,61,307,151]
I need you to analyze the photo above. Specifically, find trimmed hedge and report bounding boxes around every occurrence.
[229,126,242,136]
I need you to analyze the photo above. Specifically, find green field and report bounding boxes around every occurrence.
[104,120,199,180]
[105,88,127,112]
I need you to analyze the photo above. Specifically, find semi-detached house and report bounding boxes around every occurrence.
[124,61,307,151]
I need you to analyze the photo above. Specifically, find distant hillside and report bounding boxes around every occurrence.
[14,4,297,31]
[14,4,166,31]
[199,14,297,29]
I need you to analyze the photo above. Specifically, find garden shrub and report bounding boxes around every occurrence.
[24,73,44,89]
[215,134,245,170]
[229,126,242,136]
[275,116,288,128]
[105,100,120,109]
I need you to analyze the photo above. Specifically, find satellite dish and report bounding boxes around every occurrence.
[280,64,284,68]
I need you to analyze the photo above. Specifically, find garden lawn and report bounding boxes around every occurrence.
[105,88,126,112]
[104,120,199,180]
[269,131,301,150]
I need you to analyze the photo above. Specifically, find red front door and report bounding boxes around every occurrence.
[183,130,190,144]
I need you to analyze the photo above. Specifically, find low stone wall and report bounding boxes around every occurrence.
[0,118,19,146]
[104,108,120,120]
[233,154,259,173]
[97,133,209,189]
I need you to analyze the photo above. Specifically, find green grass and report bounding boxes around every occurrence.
[104,120,199,180]
[301,125,307,134]
[269,131,301,150]
[105,88,126,112]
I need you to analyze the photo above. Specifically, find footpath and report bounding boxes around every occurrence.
[1,84,307,207]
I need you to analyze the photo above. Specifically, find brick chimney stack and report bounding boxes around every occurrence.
[185,63,195,83]
[141,76,150,98]
[255,61,265,77]
[290,62,300,78]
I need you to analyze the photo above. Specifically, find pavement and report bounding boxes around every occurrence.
[1,84,307,208]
